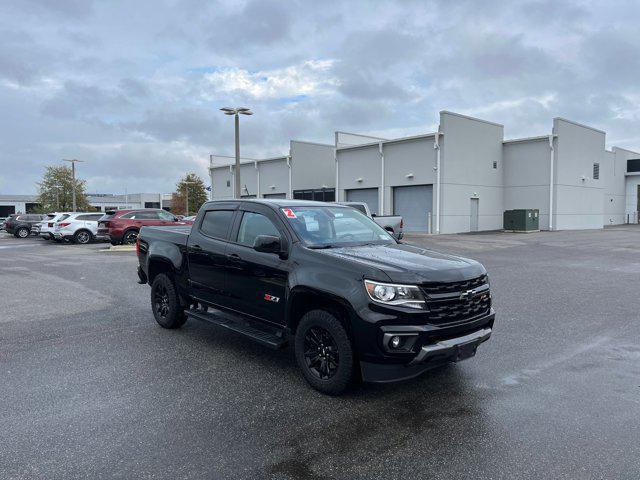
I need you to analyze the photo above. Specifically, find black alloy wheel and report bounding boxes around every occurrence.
[154,283,171,319]
[295,309,354,395]
[150,274,187,329]
[303,326,339,380]
[123,230,138,245]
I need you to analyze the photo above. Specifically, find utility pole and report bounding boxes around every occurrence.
[52,184,62,210]
[62,159,84,212]
[183,181,196,216]
[220,107,253,198]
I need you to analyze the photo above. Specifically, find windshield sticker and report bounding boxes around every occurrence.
[282,208,297,219]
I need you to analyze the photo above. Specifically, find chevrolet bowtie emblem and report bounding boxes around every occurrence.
[459,289,477,301]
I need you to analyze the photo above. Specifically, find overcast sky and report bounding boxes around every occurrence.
[2,0,639,195]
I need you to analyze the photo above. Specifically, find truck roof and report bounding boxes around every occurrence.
[203,199,348,208]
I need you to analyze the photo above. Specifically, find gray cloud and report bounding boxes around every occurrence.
[2,0,640,195]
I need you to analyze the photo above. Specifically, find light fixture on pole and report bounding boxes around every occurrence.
[62,158,85,212]
[220,107,253,199]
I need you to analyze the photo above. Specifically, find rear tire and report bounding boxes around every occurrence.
[151,274,187,329]
[74,230,93,244]
[16,227,29,238]
[123,230,138,245]
[295,310,354,395]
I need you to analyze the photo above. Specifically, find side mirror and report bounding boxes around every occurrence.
[253,235,283,255]
[371,213,377,217]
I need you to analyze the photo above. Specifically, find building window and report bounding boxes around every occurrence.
[492,161,498,169]
[593,163,600,180]
[226,180,231,187]
[627,159,640,173]
[293,188,335,202]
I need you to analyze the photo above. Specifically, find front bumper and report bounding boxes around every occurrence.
[359,312,494,383]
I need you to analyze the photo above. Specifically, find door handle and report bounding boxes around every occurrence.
[191,244,202,251]
[227,253,241,260]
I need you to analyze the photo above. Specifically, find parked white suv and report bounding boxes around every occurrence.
[53,212,106,244]
[34,213,70,240]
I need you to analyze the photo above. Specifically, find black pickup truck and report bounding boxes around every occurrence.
[136,199,494,395]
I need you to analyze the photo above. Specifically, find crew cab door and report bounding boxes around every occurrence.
[186,205,236,307]
[224,205,290,326]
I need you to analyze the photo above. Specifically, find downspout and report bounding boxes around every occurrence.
[209,154,214,200]
[548,135,554,231]
[379,142,384,214]
[255,161,260,198]
[229,165,234,198]
[286,155,292,199]
[434,132,441,234]
[334,132,339,201]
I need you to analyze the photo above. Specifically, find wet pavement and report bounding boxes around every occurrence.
[1,227,639,479]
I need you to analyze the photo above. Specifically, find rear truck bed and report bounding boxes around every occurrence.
[136,226,190,285]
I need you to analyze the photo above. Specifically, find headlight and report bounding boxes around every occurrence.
[364,280,426,310]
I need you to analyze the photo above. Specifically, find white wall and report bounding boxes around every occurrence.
[503,137,551,230]
[290,141,334,191]
[439,111,504,233]
[336,143,381,202]
[552,118,605,230]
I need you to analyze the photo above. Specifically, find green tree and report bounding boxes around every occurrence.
[172,173,208,216]
[37,165,92,212]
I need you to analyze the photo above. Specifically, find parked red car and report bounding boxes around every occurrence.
[98,209,192,245]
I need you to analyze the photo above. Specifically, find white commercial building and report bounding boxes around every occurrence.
[209,110,640,233]
[0,193,173,216]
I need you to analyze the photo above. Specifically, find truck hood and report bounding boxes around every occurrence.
[315,243,485,284]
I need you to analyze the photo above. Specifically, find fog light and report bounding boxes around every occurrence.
[390,335,402,349]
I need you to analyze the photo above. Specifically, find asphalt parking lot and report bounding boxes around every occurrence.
[1,227,639,479]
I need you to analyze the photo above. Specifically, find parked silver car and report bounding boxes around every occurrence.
[337,202,404,239]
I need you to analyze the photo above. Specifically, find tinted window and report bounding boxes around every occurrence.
[237,212,280,247]
[200,210,234,239]
[350,204,367,214]
[120,212,136,219]
[136,211,159,220]
[77,214,103,221]
[158,210,176,221]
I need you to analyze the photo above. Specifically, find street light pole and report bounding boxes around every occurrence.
[52,184,62,210]
[183,181,196,216]
[62,159,84,212]
[220,107,253,199]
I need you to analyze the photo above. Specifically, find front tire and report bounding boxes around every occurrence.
[150,274,187,329]
[16,227,29,238]
[295,310,354,395]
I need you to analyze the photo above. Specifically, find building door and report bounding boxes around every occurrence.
[470,198,479,232]
[346,188,379,215]
[393,185,433,232]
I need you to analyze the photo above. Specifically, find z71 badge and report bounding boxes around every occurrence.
[264,294,280,303]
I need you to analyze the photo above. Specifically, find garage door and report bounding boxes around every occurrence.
[263,193,286,199]
[346,188,379,215]
[393,185,433,232]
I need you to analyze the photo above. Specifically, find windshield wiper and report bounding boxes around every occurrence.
[307,244,338,249]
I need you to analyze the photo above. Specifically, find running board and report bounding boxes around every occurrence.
[185,308,288,350]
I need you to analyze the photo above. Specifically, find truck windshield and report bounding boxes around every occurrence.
[282,206,395,248]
